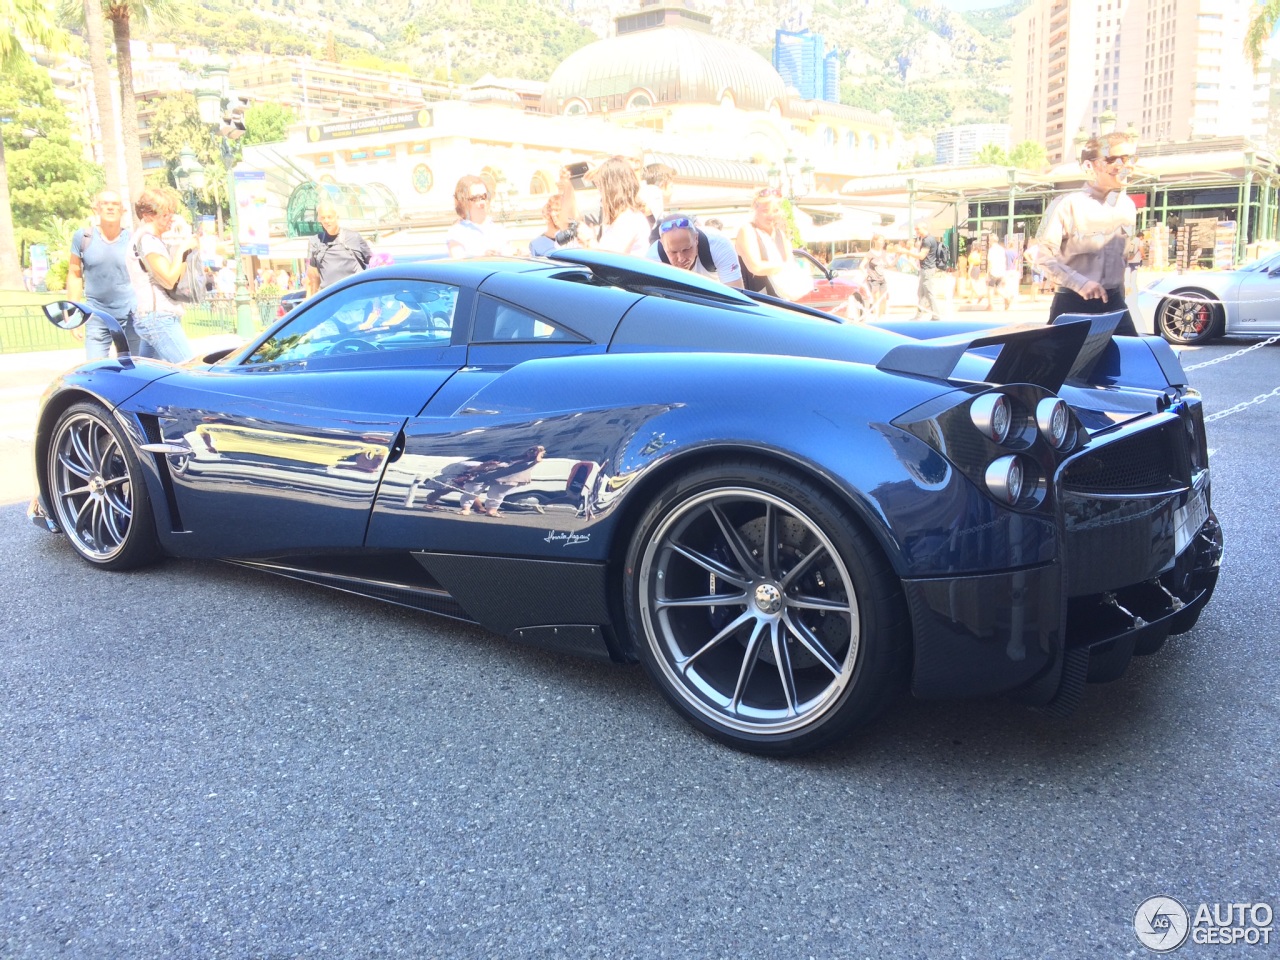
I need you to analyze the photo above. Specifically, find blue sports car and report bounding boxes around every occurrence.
[30,250,1222,754]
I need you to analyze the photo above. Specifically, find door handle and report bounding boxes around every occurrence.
[140,441,192,456]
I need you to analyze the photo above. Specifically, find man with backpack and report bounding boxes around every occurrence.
[305,200,372,296]
[66,191,141,359]
[646,215,743,288]
[899,219,943,320]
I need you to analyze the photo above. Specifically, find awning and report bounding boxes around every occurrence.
[802,209,883,242]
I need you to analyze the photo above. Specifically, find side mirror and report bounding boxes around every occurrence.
[43,300,88,330]
[42,299,133,367]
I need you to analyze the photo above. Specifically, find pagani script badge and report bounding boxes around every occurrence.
[544,530,590,547]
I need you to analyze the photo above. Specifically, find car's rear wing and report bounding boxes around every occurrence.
[876,318,1093,391]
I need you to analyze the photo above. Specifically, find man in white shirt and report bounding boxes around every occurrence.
[646,215,743,288]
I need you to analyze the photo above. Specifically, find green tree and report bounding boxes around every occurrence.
[1008,140,1048,171]
[143,91,230,224]
[1,60,99,261]
[1246,1,1277,64]
[243,101,296,146]
[56,0,178,201]
[974,143,1010,166]
[2,0,67,286]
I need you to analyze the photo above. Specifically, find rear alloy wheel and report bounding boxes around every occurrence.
[46,401,160,570]
[625,463,908,755]
[1158,290,1223,345]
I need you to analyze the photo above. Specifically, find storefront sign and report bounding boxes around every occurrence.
[308,109,434,143]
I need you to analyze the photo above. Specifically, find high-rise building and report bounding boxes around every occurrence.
[774,29,839,103]
[1011,0,1271,164]
[935,123,1012,165]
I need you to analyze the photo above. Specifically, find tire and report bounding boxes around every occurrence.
[1157,290,1223,345]
[46,401,161,570]
[623,461,909,755]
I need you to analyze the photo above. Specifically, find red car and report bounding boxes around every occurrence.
[791,249,872,321]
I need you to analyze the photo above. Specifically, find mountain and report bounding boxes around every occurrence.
[136,0,1024,134]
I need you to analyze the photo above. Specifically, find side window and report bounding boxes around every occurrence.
[471,295,583,343]
[247,279,459,364]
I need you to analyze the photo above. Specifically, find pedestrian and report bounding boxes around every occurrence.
[1002,239,1020,308]
[1125,233,1146,295]
[131,186,196,363]
[305,199,373,295]
[588,157,651,257]
[864,233,893,316]
[1033,130,1140,334]
[1023,241,1043,302]
[66,190,141,359]
[641,162,676,242]
[529,193,574,257]
[446,175,511,259]
[900,218,942,320]
[735,188,790,295]
[647,215,743,287]
[955,249,971,303]
[983,233,1007,311]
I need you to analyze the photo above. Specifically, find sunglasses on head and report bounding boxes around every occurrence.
[468,192,488,201]
[658,216,693,235]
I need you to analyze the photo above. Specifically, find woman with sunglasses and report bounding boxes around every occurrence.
[1033,131,1140,333]
[447,175,511,259]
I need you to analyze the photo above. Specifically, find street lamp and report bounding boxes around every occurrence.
[772,153,813,200]
[172,146,206,226]
[195,67,254,338]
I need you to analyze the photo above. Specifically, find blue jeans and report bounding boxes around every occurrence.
[85,312,146,360]
[134,311,193,363]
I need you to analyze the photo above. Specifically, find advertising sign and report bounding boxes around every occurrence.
[234,170,271,257]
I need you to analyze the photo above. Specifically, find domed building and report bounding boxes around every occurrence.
[540,1,897,194]
[543,5,788,117]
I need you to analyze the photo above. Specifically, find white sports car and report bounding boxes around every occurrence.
[1134,250,1280,345]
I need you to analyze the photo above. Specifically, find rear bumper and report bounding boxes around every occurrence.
[905,509,1222,704]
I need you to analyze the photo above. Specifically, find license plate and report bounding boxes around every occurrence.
[1173,488,1209,555]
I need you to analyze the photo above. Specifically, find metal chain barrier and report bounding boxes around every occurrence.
[1183,334,1280,371]
[1204,386,1280,423]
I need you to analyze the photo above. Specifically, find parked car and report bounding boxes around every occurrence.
[1133,250,1280,344]
[31,250,1221,755]
[791,248,872,321]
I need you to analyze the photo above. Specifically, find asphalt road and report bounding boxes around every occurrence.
[2,334,1278,959]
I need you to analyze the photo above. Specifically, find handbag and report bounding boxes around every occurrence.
[770,259,814,301]
[134,236,207,305]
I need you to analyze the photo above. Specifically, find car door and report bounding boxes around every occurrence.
[365,292,608,554]
[124,277,470,557]
[1233,254,1280,331]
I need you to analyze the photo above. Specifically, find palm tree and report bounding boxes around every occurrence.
[104,0,177,202]
[82,0,124,201]
[1246,1,1278,65]
[1,0,66,287]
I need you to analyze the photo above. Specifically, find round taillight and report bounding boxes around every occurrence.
[985,455,1024,505]
[971,393,1012,444]
[1036,397,1070,448]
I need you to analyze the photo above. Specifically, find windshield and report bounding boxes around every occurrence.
[1237,251,1280,273]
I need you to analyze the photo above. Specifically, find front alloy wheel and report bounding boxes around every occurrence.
[1158,291,1222,345]
[46,401,159,569]
[626,464,907,754]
